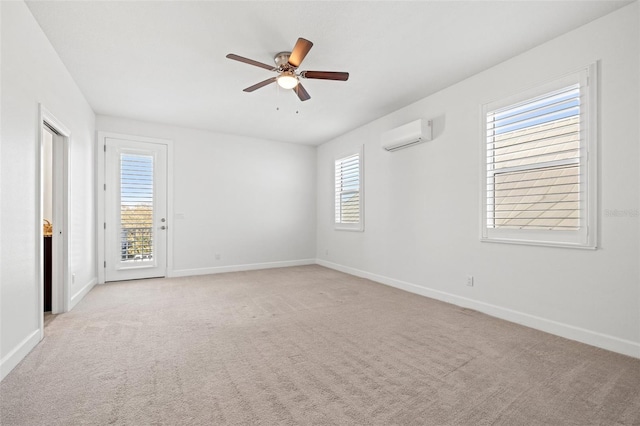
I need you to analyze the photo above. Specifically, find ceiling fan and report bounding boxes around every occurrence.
[226,37,349,102]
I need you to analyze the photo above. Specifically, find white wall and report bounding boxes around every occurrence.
[96,116,317,276]
[0,1,96,379]
[317,3,640,357]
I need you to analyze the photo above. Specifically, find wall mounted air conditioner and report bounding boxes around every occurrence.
[381,119,432,152]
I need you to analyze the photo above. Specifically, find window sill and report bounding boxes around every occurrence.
[334,226,364,232]
[480,237,596,250]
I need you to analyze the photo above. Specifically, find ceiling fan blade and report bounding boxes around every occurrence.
[288,38,313,68]
[243,77,277,92]
[302,71,349,81]
[294,83,311,101]
[226,54,276,71]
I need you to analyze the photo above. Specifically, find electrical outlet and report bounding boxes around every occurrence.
[215,253,221,260]
[72,274,76,284]
[466,275,474,287]
[325,249,329,256]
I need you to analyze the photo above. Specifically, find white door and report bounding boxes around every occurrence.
[105,137,167,281]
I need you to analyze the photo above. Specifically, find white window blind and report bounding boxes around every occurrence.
[335,150,363,231]
[482,66,597,248]
[120,153,154,261]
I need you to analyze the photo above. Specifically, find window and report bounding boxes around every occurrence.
[335,148,364,231]
[482,65,597,248]
[120,153,154,262]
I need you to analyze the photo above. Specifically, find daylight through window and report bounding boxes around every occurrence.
[335,150,363,230]
[482,66,596,247]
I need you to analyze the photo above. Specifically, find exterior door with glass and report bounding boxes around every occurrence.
[105,137,167,281]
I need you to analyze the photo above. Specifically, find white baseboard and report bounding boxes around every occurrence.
[1,278,97,383]
[170,258,316,278]
[0,329,41,381]
[69,277,97,310]
[316,259,640,359]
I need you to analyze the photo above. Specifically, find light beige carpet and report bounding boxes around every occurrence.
[1,265,639,425]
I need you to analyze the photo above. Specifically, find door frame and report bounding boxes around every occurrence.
[96,131,174,284]
[38,105,70,338]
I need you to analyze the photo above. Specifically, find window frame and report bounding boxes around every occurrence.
[334,146,364,232]
[480,64,598,249]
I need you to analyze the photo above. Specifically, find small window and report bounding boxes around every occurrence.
[335,148,364,231]
[482,65,597,248]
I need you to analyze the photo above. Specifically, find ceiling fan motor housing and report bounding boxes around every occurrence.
[274,51,292,69]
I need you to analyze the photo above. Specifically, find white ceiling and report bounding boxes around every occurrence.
[26,1,630,146]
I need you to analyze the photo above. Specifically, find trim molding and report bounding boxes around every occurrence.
[171,259,316,278]
[316,259,640,359]
[0,329,41,381]
[69,277,97,310]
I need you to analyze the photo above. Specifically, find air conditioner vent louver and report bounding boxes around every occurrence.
[381,119,432,152]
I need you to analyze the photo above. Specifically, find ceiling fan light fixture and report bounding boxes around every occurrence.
[277,71,299,89]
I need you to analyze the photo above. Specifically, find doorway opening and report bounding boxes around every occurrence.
[39,106,70,338]
[42,126,54,314]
